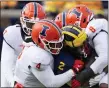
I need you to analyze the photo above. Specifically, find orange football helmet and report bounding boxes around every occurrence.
[54,12,67,29]
[20,2,46,35]
[66,5,94,29]
[32,19,64,55]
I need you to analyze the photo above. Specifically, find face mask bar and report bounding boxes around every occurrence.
[40,35,64,54]
[20,17,39,35]
[44,40,63,49]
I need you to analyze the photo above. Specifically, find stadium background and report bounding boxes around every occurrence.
[0,1,108,61]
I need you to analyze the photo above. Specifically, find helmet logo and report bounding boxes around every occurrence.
[40,25,49,36]
[71,9,81,18]
[86,8,91,14]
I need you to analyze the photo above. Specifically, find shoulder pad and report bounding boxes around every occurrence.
[28,46,54,71]
[3,24,21,47]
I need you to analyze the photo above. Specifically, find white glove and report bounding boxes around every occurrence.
[89,72,106,87]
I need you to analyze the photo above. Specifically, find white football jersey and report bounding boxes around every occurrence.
[14,44,54,87]
[85,18,108,48]
[14,43,74,87]
[85,18,108,74]
[3,24,24,55]
[1,24,24,87]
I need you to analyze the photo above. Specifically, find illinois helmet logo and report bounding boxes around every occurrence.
[40,25,49,36]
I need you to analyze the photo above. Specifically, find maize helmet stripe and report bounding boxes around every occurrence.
[62,12,66,27]
[39,19,62,36]
[63,26,80,36]
[70,27,80,36]
[62,31,78,39]
[34,2,37,18]
[73,26,81,33]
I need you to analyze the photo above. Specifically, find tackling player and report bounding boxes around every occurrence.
[14,19,76,87]
[1,2,46,87]
[53,25,97,88]
[55,4,108,88]
[66,5,108,88]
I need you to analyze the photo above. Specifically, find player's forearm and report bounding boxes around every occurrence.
[90,56,107,74]
[49,69,74,87]
[91,33,108,74]
[1,41,16,86]
[31,66,75,87]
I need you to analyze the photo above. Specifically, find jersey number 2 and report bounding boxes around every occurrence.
[58,61,65,71]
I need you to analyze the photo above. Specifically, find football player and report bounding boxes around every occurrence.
[66,5,108,88]
[55,4,108,88]
[14,19,76,87]
[54,5,93,88]
[1,2,46,87]
[53,25,89,88]
[54,25,99,87]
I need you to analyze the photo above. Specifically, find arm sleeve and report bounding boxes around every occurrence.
[90,32,108,74]
[30,65,75,87]
[1,40,17,86]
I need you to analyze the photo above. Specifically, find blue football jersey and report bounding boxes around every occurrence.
[53,48,75,75]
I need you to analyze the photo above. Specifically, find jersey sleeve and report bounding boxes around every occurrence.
[1,25,21,87]
[90,32,108,74]
[3,24,21,50]
[29,58,49,71]
[27,48,75,87]
[30,64,75,87]
[1,40,17,87]
[85,19,108,74]
[85,19,108,39]
[29,52,53,71]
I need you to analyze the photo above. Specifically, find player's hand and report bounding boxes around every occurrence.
[73,60,84,73]
[14,82,23,88]
[71,78,81,88]
[89,72,105,87]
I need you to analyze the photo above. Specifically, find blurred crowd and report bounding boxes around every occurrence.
[0,1,108,60]
[1,1,108,26]
[1,1,108,16]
